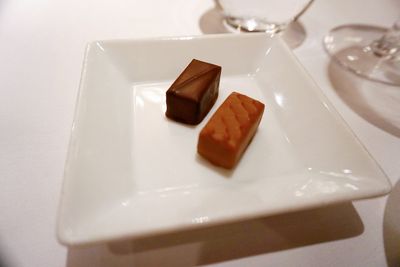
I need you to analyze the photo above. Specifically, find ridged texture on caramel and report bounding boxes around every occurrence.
[198,92,265,169]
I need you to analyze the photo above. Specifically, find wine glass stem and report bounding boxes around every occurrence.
[370,18,400,58]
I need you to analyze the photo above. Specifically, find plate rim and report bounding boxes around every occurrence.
[56,33,392,246]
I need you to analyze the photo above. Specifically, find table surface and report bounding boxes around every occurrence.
[1,0,399,266]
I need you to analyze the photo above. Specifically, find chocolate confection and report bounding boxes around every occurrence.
[197,92,265,169]
[165,59,221,125]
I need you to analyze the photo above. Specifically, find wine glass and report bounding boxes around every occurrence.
[217,0,315,34]
[324,18,400,85]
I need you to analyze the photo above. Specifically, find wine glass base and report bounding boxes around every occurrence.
[221,18,306,49]
[324,24,400,86]
[223,17,285,34]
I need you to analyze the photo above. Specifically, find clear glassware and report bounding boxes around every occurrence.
[217,0,314,34]
[324,18,400,86]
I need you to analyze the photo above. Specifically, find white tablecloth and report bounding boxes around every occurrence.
[1,0,399,266]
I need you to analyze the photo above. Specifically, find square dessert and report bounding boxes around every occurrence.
[165,59,221,125]
[197,92,265,169]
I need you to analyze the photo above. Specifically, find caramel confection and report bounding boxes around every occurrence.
[197,92,265,169]
[165,59,221,125]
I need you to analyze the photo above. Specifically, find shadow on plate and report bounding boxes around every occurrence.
[384,178,400,267]
[195,154,234,178]
[328,60,400,138]
[66,202,363,267]
[198,5,307,49]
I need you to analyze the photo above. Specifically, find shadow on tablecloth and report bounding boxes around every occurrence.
[66,202,363,267]
[384,179,400,267]
[329,59,400,265]
[328,60,400,138]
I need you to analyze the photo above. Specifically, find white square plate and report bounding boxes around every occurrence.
[57,33,391,246]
